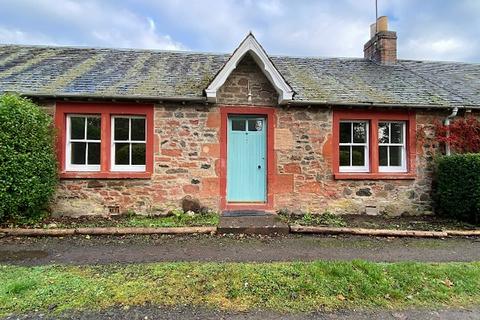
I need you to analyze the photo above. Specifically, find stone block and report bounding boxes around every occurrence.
[275,128,293,150]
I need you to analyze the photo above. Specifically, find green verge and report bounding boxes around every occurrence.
[1,261,480,315]
[4,212,220,229]
[113,213,220,228]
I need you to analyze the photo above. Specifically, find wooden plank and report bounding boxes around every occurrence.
[289,225,449,238]
[0,227,216,237]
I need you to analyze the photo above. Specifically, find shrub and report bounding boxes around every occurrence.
[435,154,480,224]
[0,94,57,222]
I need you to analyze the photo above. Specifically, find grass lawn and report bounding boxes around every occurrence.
[1,261,480,316]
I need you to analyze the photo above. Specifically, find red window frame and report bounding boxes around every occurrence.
[55,102,154,179]
[332,109,416,180]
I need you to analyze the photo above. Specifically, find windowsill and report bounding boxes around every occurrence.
[60,171,152,179]
[334,172,416,180]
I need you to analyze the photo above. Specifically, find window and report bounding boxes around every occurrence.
[111,116,146,171]
[333,110,415,179]
[56,102,153,178]
[339,121,369,172]
[231,118,264,132]
[378,121,407,172]
[66,115,101,171]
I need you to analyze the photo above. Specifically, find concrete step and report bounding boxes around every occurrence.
[218,211,289,235]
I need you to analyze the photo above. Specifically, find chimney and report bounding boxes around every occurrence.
[363,16,397,64]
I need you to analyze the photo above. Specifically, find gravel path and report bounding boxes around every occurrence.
[1,234,480,265]
[3,305,480,320]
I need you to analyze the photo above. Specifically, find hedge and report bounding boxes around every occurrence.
[435,154,480,223]
[0,94,57,222]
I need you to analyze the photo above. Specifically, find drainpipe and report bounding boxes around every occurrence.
[444,107,459,156]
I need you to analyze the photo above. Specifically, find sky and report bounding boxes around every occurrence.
[0,0,479,62]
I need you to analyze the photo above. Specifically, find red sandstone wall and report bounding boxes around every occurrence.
[49,54,471,217]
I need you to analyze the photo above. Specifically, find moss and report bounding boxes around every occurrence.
[285,64,331,101]
[0,50,27,67]
[347,73,395,103]
[173,55,215,95]
[131,54,169,96]
[40,53,107,92]
[0,50,57,79]
[99,52,153,96]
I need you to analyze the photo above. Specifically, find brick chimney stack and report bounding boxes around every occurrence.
[364,16,397,65]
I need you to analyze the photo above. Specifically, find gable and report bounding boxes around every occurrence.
[205,33,294,105]
[216,53,278,106]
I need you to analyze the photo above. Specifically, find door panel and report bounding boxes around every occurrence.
[227,116,266,202]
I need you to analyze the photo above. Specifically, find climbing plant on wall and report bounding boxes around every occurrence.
[434,116,480,154]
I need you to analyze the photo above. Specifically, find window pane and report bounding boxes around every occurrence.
[351,146,365,166]
[379,146,388,166]
[114,118,129,140]
[231,119,246,131]
[353,122,367,143]
[378,122,389,144]
[389,146,402,166]
[132,143,146,165]
[115,143,130,165]
[87,142,100,165]
[70,117,85,139]
[86,117,101,140]
[391,122,403,143]
[71,142,86,164]
[248,119,263,131]
[131,118,146,141]
[340,122,351,143]
[339,146,350,166]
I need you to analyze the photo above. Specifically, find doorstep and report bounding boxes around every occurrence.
[218,210,289,235]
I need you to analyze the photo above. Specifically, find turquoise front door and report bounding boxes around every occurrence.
[227,116,267,202]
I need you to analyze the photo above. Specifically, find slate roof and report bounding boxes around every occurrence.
[0,44,479,108]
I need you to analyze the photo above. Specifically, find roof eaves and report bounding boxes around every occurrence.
[287,99,478,109]
[11,91,207,103]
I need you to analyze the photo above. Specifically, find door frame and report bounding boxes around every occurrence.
[220,106,276,211]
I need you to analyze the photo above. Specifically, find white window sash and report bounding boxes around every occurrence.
[378,121,407,173]
[339,121,370,173]
[111,116,146,172]
[65,115,101,172]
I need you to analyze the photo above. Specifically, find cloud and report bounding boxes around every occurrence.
[0,0,185,50]
[0,27,57,46]
[404,37,474,61]
[0,0,478,62]
[384,0,480,61]
[256,0,284,16]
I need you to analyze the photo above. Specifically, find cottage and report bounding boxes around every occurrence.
[1,16,479,217]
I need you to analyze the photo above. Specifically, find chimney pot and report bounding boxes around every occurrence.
[377,16,388,32]
[369,16,389,38]
[364,16,397,65]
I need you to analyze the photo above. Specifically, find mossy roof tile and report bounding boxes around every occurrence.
[0,44,479,107]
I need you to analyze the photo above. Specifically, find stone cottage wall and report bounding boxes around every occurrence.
[48,54,476,217]
[52,104,452,217]
[53,103,223,216]
[272,107,446,216]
